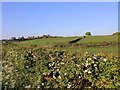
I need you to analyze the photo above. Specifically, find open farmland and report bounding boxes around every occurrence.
[17,35,118,47]
[2,34,119,89]
[16,36,82,47]
[2,2,119,89]
[16,35,118,55]
[77,35,118,44]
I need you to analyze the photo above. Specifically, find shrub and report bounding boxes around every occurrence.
[85,32,92,36]
[112,32,120,35]
[2,47,119,89]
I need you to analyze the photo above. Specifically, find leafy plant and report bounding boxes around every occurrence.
[2,45,119,89]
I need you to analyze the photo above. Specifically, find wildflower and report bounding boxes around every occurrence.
[33,55,36,58]
[95,67,97,70]
[64,73,67,76]
[82,63,84,65]
[85,62,90,67]
[73,56,76,59]
[25,85,31,88]
[87,58,92,61]
[54,67,57,69]
[57,69,59,71]
[49,63,52,67]
[86,60,88,63]
[103,58,107,62]
[94,64,97,67]
[71,56,76,60]
[88,70,91,74]
[59,71,61,74]
[93,56,96,59]
[85,63,88,67]
[64,55,67,57]
[76,64,80,67]
[92,61,94,64]
[37,86,40,88]
[5,82,8,85]
[79,76,81,78]
[52,62,55,66]
[42,83,44,86]
[58,75,61,79]
[84,70,88,73]
[67,83,72,88]
[61,62,65,65]
[53,75,56,79]
[86,52,88,54]
[42,73,46,75]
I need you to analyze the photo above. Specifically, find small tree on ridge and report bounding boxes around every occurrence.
[85,32,91,36]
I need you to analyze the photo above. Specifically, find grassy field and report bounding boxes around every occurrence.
[16,36,81,47]
[77,35,118,44]
[17,35,118,46]
[16,35,118,55]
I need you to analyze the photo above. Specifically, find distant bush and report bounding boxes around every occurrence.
[112,32,120,35]
[11,37,16,41]
[85,32,92,36]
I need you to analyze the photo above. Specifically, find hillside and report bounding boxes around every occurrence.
[16,35,118,47]
[14,35,119,55]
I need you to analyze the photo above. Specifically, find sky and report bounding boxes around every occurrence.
[2,2,118,39]
[1,0,119,2]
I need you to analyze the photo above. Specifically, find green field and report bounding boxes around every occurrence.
[77,35,118,44]
[17,35,118,46]
[16,36,81,47]
[16,35,118,55]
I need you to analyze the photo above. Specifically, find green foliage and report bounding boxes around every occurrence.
[112,32,120,35]
[10,37,16,41]
[85,32,91,36]
[2,46,119,89]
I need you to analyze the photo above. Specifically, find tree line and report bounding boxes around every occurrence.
[2,32,92,42]
[8,35,63,42]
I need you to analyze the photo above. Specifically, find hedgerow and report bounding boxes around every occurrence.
[2,47,119,89]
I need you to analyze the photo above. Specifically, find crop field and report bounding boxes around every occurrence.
[2,34,119,89]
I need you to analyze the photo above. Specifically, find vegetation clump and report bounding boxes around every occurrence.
[85,32,92,36]
[2,45,119,89]
[112,32,120,35]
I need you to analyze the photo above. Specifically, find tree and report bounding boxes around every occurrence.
[85,32,91,36]
[18,36,25,41]
[112,32,120,35]
[11,37,16,41]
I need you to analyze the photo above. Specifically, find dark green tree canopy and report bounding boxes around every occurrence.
[85,32,91,36]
